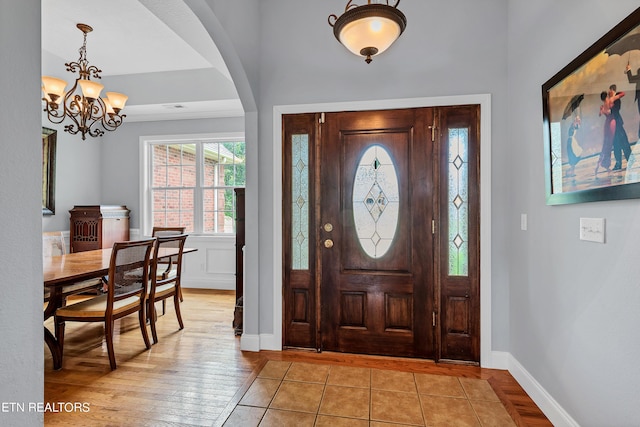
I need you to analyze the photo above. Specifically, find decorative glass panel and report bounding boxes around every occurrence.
[353,145,399,259]
[448,128,469,276]
[291,134,309,270]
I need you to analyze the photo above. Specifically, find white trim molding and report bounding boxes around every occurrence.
[240,334,280,352]
[240,334,260,352]
[490,351,510,370]
[508,353,580,427]
[272,94,493,366]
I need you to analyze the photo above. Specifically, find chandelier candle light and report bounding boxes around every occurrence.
[328,0,407,64]
[42,23,128,140]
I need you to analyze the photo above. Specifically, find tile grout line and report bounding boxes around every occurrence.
[257,360,293,426]
[314,364,330,424]
[413,372,428,427]
[456,377,483,427]
[369,367,373,423]
[459,376,486,426]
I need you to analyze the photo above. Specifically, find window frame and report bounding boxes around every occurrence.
[140,132,245,236]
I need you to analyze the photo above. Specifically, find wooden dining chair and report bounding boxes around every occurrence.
[152,226,186,238]
[151,226,186,305]
[42,231,66,257]
[148,234,188,344]
[43,231,102,302]
[54,238,156,370]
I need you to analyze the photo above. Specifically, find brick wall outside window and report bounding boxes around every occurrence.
[150,140,245,234]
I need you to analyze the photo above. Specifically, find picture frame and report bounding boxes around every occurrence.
[542,7,640,205]
[42,127,57,215]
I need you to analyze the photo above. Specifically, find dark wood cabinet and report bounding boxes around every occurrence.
[69,205,130,253]
[233,189,245,335]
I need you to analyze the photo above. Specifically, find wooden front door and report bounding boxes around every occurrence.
[319,108,435,358]
[283,105,480,362]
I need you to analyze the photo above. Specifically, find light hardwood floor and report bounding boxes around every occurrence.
[44,289,551,426]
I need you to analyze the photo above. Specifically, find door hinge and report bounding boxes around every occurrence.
[319,112,325,124]
[432,311,437,327]
[432,219,435,234]
[428,117,437,142]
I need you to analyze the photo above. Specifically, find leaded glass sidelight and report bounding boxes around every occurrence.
[353,145,399,259]
[448,128,469,276]
[291,134,310,270]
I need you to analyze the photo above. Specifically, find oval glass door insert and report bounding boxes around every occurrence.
[352,145,399,258]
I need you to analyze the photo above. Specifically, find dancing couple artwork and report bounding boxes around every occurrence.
[543,7,640,205]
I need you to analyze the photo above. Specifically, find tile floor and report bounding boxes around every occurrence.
[222,360,517,426]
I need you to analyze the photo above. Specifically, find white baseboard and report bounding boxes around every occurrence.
[508,354,579,427]
[241,333,280,352]
[258,334,280,351]
[489,350,510,370]
[240,334,260,351]
[182,279,235,290]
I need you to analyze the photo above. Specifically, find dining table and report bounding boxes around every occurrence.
[44,246,196,370]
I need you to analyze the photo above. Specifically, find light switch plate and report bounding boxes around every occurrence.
[520,214,527,231]
[580,217,605,243]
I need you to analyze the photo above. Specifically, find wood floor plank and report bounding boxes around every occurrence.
[45,289,550,426]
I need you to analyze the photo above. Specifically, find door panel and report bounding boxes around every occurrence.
[320,108,435,358]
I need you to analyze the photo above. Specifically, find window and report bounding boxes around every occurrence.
[144,135,245,235]
[447,127,469,276]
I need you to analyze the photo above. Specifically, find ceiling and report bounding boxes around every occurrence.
[41,0,244,122]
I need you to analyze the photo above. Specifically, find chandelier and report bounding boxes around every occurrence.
[42,24,127,140]
[328,1,407,64]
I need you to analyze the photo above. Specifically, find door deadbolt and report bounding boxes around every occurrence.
[323,223,333,232]
[324,239,334,248]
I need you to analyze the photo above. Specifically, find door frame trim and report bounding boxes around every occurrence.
[272,94,494,367]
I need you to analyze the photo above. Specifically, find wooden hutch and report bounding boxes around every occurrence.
[69,205,130,253]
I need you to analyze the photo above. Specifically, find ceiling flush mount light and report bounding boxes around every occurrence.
[42,23,127,140]
[328,0,407,64]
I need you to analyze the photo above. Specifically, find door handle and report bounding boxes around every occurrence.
[324,239,334,248]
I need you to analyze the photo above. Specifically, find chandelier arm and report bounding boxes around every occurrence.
[345,0,396,11]
[64,82,84,117]
[83,98,110,134]
[345,0,357,12]
[43,101,68,124]
[84,122,106,139]
[63,98,86,140]
[43,89,67,122]
[65,122,104,141]
[66,62,78,74]
[101,113,125,131]
[68,113,106,141]
[63,123,81,138]
[86,65,102,80]
[85,98,123,134]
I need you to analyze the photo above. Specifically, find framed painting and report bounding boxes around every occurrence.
[42,127,56,215]
[542,7,640,205]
